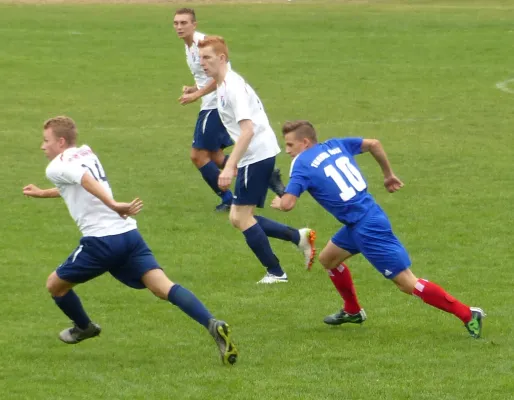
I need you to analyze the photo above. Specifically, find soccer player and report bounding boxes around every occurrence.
[197,36,316,284]
[271,120,485,338]
[173,8,285,212]
[22,116,238,364]
[174,8,234,211]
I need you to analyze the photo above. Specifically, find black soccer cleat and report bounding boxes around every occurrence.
[59,322,101,344]
[323,309,367,326]
[268,168,285,197]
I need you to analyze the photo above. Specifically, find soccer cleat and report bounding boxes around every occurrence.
[207,319,238,365]
[59,322,101,344]
[323,309,367,326]
[298,228,316,270]
[268,168,285,197]
[465,307,486,339]
[257,272,288,284]
[215,202,231,212]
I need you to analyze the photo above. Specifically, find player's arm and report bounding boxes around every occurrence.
[361,139,404,193]
[22,185,60,198]
[179,80,217,105]
[80,173,143,218]
[218,119,254,189]
[271,193,298,212]
[227,119,253,168]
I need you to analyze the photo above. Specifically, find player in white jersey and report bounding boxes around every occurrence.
[174,8,234,212]
[22,116,238,365]
[198,36,316,284]
[173,8,285,212]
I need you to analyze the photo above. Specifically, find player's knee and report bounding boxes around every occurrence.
[318,250,338,270]
[229,212,241,229]
[46,272,69,297]
[395,282,415,294]
[392,270,417,294]
[190,149,210,168]
[142,269,174,300]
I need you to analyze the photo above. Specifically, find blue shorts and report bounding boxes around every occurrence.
[331,204,411,279]
[56,229,160,289]
[233,156,275,208]
[192,109,233,151]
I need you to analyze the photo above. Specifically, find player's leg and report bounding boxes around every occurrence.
[191,110,233,211]
[209,149,229,169]
[144,271,237,365]
[357,205,484,338]
[231,157,288,283]
[319,235,366,325]
[115,230,237,364]
[392,269,484,338]
[254,215,316,270]
[230,205,287,283]
[50,239,105,344]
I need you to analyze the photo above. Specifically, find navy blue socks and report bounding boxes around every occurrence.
[168,284,213,328]
[53,290,91,330]
[243,223,284,276]
[255,216,300,245]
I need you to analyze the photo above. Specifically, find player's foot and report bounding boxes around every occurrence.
[298,228,316,270]
[215,202,231,212]
[207,319,238,365]
[215,191,233,212]
[59,322,101,344]
[268,168,285,197]
[323,309,367,326]
[465,307,485,339]
[257,272,288,284]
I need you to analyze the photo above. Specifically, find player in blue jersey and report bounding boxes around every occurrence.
[22,116,238,364]
[271,120,485,338]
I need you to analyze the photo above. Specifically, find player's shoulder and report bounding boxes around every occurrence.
[193,31,206,44]
[225,69,244,85]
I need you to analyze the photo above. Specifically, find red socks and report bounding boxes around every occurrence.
[412,278,472,323]
[328,264,361,314]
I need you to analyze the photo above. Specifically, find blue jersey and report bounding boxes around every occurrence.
[285,138,376,225]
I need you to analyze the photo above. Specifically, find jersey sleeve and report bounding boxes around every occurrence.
[229,81,252,123]
[285,157,309,197]
[46,160,86,186]
[335,137,364,156]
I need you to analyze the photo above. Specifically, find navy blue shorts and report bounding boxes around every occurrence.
[233,156,275,208]
[192,109,233,151]
[56,229,160,289]
[331,204,411,279]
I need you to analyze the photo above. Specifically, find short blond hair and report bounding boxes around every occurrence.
[282,120,318,143]
[43,116,78,145]
[198,35,229,61]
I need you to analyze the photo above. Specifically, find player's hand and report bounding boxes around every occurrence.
[182,85,197,94]
[22,184,43,198]
[270,196,282,210]
[218,168,235,191]
[384,175,404,193]
[178,93,198,105]
[112,198,143,219]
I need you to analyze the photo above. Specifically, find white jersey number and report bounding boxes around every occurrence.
[324,156,366,201]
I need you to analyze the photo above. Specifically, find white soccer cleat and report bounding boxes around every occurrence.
[298,228,316,270]
[257,272,288,284]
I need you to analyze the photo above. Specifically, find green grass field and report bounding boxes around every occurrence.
[1,1,513,399]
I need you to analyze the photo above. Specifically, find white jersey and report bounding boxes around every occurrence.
[45,145,137,237]
[185,31,217,110]
[217,69,281,167]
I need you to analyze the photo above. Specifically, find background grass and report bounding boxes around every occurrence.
[0,1,513,399]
